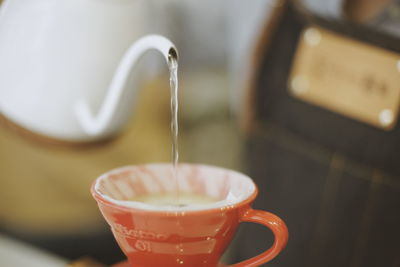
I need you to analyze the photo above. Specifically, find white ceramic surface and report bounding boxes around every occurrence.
[0,0,176,142]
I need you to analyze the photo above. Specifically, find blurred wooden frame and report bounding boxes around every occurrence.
[344,0,393,23]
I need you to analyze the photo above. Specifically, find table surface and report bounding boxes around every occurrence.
[0,234,67,267]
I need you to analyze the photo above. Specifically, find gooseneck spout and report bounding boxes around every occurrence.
[74,35,178,136]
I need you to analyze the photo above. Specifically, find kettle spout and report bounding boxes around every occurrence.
[74,35,178,137]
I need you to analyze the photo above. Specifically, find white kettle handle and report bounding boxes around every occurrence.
[74,35,177,136]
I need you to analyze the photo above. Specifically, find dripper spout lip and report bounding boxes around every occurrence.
[168,47,178,70]
[143,34,178,65]
[168,47,178,64]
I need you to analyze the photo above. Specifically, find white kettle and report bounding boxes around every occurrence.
[0,0,177,142]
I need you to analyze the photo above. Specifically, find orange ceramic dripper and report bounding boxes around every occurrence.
[92,163,288,267]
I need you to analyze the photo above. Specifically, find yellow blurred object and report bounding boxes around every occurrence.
[0,76,171,236]
[66,257,107,267]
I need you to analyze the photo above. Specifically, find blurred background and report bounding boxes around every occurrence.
[0,0,399,266]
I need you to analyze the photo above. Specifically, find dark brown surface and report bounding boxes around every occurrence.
[238,2,400,266]
[240,124,400,267]
[253,3,400,177]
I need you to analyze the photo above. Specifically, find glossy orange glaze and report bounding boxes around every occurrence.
[92,164,288,267]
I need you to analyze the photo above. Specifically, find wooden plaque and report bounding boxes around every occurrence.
[289,26,400,130]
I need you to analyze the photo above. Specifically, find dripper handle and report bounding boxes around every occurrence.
[228,208,288,267]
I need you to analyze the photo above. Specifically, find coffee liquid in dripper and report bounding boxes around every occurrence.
[129,192,217,206]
